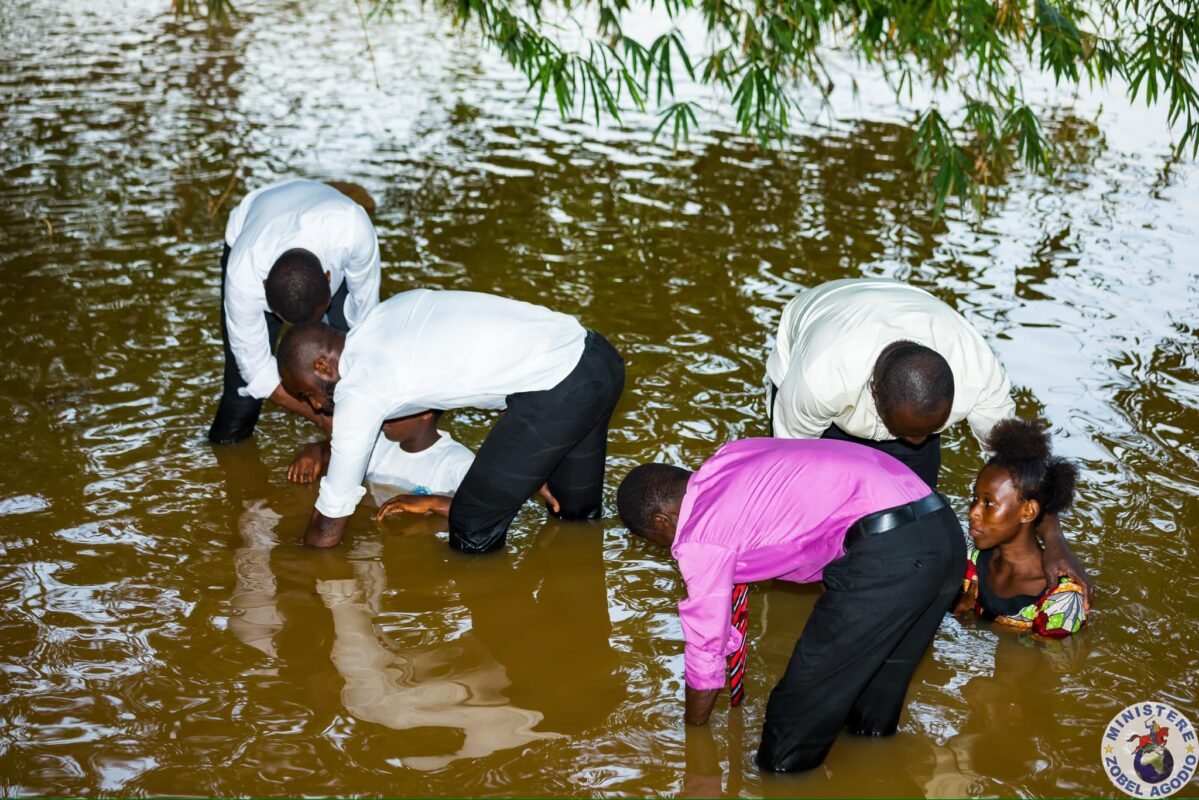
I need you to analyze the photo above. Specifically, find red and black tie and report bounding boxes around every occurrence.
[729,583,749,707]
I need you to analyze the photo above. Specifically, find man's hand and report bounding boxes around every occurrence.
[685,686,720,726]
[375,494,452,521]
[1037,513,1093,610]
[538,483,561,514]
[952,580,978,617]
[288,441,331,484]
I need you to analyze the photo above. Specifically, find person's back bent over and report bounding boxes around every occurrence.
[616,438,965,772]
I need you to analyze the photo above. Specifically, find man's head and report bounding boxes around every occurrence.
[277,321,345,415]
[870,341,954,445]
[616,463,693,548]
[264,248,331,324]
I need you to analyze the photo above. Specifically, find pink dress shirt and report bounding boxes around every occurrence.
[672,438,932,690]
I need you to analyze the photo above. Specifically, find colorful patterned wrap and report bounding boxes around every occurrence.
[961,540,1086,638]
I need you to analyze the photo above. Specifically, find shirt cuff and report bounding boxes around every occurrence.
[315,478,367,519]
[684,646,732,691]
[236,356,282,400]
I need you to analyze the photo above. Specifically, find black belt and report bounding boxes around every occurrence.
[844,493,948,550]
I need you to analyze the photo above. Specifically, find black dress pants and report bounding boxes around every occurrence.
[448,330,625,554]
[208,244,349,444]
[821,424,942,490]
[756,501,964,773]
[767,381,942,489]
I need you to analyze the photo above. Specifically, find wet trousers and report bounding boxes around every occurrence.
[756,501,964,772]
[447,329,625,554]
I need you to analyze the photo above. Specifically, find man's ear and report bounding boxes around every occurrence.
[313,354,335,380]
[650,509,678,537]
[325,271,332,285]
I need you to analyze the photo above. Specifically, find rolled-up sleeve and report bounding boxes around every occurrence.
[224,252,281,400]
[675,542,741,691]
[316,398,386,518]
[341,206,381,328]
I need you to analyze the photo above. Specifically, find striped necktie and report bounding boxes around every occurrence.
[729,583,749,707]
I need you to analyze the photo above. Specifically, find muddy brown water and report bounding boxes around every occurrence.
[1,0,1197,796]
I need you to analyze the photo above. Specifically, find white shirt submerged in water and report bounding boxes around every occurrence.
[224,178,381,400]
[365,431,475,506]
[765,278,1016,443]
[317,289,586,519]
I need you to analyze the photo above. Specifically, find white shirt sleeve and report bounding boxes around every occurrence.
[772,356,845,439]
[316,398,388,518]
[224,249,282,401]
[340,206,381,328]
[965,349,1017,446]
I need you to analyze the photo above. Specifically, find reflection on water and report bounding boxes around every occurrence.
[0,0,1197,794]
[320,575,560,772]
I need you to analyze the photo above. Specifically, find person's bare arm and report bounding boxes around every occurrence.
[1036,512,1092,610]
[305,508,349,548]
[375,494,452,520]
[685,686,721,726]
[682,721,724,798]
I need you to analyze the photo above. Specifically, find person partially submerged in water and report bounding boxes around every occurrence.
[955,419,1087,638]
[288,409,558,520]
[288,409,474,507]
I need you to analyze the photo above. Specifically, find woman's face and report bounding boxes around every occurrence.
[968,464,1036,549]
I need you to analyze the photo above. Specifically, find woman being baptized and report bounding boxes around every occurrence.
[956,419,1087,638]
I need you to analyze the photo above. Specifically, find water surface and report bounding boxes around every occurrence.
[1,0,1197,795]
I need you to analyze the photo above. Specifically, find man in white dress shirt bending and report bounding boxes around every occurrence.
[765,277,1090,599]
[276,289,625,553]
[209,179,381,444]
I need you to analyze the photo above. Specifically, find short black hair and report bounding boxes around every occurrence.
[264,248,330,324]
[277,320,338,388]
[984,418,1077,520]
[873,342,955,420]
[616,463,692,537]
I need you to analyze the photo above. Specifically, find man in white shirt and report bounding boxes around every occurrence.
[276,289,625,553]
[208,179,382,444]
[765,277,1090,599]
[766,278,1015,487]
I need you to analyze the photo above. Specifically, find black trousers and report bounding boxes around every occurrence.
[767,381,942,490]
[756,501,964,773]
[448,330,625,554]
[208,244,350,444]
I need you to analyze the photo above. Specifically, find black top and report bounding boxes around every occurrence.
[974,547,1045,620]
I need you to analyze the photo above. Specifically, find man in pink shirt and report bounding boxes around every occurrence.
[616,437,965,772]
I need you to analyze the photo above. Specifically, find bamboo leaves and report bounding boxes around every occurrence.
[181,0,1199,215]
